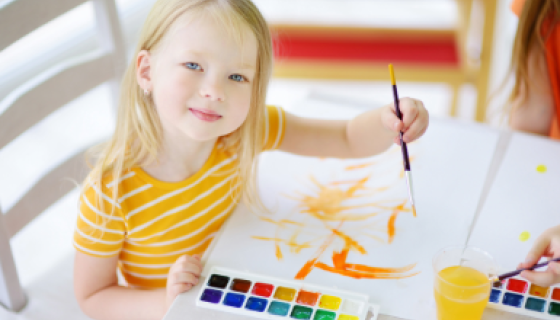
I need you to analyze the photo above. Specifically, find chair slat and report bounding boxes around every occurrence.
[4,147,94,238]
[0,52,114,150]
[0,0,88,51]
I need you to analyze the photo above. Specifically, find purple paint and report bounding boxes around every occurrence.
[201,288,223,304]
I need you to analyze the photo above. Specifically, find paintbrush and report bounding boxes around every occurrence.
[491,257,560,283]
[388,64,417,216]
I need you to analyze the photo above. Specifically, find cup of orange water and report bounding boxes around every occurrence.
[433,246,498,320]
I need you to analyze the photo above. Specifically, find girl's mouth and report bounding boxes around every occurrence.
[189,108,222,122]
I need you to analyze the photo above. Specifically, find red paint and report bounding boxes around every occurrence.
[251,282,274,297]
[507,279,528,293]
[273,34,458,66]
[553,288,560,301]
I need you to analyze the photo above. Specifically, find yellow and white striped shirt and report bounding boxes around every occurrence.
[74,106,285,288]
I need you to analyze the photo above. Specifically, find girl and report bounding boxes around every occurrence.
[508,0,560,139]
[72,0,429,319]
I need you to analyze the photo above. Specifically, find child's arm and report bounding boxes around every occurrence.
[509,42,554,135]
[74,252,202,320]
[279,97,428,158]
[519,225,560,287]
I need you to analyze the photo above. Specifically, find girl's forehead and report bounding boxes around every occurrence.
[163,11,257,61]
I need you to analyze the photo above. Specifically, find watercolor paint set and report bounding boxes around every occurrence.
[196,266,379,320]
[488,276,560,319]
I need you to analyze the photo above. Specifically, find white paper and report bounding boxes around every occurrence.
[468,133,560,272]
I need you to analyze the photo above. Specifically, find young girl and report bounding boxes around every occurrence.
[508,0,560,139]
[72,0,429,319]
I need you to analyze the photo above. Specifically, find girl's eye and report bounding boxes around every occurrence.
[229,74,246,82]
[185,62,202,70]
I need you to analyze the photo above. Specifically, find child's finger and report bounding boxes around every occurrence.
[181,262,202,276]
[402,113,428,143]
[399,98,420,129]
[382,106,403,132]
[172,271,199,286]
[521,233,552,268]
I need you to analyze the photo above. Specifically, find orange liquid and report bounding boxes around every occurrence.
[434,266,490,320]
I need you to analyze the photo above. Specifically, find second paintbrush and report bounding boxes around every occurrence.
[388,64,416,216]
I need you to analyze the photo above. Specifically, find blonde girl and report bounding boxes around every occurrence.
[73,0,429,319]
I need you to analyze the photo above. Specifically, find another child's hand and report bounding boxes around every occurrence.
[165,254,203,309]
[382,97,429,144]
[518,225,560,287]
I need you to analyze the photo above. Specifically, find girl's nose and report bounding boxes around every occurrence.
[199,78,225,102]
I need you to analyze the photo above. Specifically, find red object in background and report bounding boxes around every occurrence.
[272,33,459,66]
[507,278,529,294]
[251,283,274,297]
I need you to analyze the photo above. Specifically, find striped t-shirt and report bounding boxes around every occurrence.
[74,105,285,288]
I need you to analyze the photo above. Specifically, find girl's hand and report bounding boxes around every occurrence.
[382,97,429,144]
[519,225,560,287]
[165,254,203,309]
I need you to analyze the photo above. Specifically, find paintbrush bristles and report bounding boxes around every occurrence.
[388,64,396,85]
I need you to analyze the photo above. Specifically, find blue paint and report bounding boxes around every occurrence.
[489,289,501,303]
[201,288,222,304]
[502,292,524,308]
[525,297,546,312]
[223,292,245,308]
[268,301,291,316]
[245,297,268,312]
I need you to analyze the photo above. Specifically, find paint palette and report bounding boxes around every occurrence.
[488,276,560,319]
[197,266,379,320]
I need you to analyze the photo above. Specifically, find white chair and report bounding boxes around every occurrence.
[0,0,126,318]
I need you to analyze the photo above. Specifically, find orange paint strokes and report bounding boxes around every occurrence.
[295,259,317,280]
[331,229,366,254]
[314,261,420,279]
[252,236,313,252]
[388,202,407,244]
[345,162,376,170]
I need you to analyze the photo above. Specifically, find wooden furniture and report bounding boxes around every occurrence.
[262,0,498,122]
[0,0,125,314]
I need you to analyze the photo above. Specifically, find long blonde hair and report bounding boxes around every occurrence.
[83,0,273,217]
[509,0,560,106]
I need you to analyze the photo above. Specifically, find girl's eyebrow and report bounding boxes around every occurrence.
[180,49,255,69]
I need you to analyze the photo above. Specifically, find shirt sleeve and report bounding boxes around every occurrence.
[73,182,127,257]
[262,105,286,150]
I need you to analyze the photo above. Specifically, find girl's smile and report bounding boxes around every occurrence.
[189,107,222,122]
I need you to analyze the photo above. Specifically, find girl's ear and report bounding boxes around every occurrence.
[136,50,152,92]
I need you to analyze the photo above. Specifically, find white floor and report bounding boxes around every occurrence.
[0,0,518,308]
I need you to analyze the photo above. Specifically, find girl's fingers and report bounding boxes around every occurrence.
[399,98,420,129]
[402,107,428,142]
[172,271,199,286]
[520,269,559,288]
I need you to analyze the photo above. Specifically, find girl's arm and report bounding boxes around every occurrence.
[279,98,428,158]
[509,43,555,135]
[74,252,167,320]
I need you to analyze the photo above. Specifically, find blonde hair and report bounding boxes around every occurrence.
[83,0,273,218]
[509,0,560,108]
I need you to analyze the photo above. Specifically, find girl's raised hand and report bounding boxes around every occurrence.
[165,254,203,309]
[381,97,429,144]
[519,225,560,287]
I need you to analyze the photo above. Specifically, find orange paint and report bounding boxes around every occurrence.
[296,290,320,306]
[345,162,376,170]
[255,160,419,281]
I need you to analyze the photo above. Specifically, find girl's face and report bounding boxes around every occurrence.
[139,13,258,142]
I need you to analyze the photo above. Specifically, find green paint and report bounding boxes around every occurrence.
[291,305,313,319]
[268,301,290,316]
[313,309,336,320]
[549,302,560,315]
[525,297,545,312]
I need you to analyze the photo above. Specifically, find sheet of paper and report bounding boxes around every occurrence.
[205,97,499,319]
[468,133,560,272]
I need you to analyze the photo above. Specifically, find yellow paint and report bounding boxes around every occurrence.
[273,286,296,302]
[529,284,550,298]
[519,231,531,242]
[536,164,547,173]
[338,315,360,320]
[318,295,341,311]
[434,266,491,320]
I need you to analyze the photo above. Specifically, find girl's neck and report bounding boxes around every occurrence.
[142,135,218,183]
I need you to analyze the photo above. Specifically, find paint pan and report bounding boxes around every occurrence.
[196,266,380,320]
[488,276,560,319]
